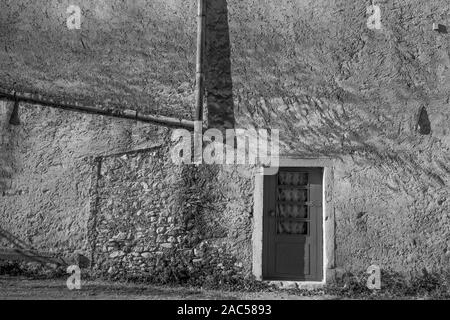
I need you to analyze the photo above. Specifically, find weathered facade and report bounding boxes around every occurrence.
[1,0,449,285]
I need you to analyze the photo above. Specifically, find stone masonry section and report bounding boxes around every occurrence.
[91,144,255,283]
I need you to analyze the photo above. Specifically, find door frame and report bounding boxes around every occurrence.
[252,157,336,287]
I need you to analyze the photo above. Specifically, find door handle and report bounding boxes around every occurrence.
[269,210,276,217]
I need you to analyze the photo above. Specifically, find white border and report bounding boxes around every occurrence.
[252,157,335,289]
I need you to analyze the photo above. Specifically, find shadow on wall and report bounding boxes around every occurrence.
[0,101,18,193]
[260,93,449,192]
[0,226,32,251]
[205,0,235,130]
[0,226,70,265]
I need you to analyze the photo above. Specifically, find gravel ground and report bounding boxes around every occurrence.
[0,276,332,300]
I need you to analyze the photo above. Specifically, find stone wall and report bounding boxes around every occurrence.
[91,143,255,283]
[88,148,450,280]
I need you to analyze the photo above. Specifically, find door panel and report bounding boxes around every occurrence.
[263,168,323,281]
[275,243,310,276]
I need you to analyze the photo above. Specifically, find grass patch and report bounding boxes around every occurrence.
[322,269,450,299]
[0,261,67,279]
[2,261,449,299]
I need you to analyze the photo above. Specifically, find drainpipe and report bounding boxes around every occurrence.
[192,0,207,165]
[0,89,195,129]
[195,0,206,123]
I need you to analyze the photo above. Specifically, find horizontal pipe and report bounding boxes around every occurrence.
[0,89,195,130]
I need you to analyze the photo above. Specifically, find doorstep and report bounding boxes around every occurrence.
[266,281,326,290]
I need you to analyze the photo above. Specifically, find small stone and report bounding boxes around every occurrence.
[161,243,173,249]
[282,282,298,290]
[158,217,167,224]
[109,251,125,258]
[46,263,58,270]
[136,232,144,239]
[114,232,127,241]
[156,235,166,242]
[194,249,204,257]
[141,252,152,258]
[134,246,144,253]
[156,227,166,234]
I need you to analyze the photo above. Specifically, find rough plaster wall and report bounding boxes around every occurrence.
[333,155,450,274]
[0,99,167,255]
[0,0,238,125]
[0,0,198,118]
[229,0,449,150]
[92,143,254,281]
[226,0,450,274]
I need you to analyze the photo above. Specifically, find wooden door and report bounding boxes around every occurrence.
[263,168,323,281]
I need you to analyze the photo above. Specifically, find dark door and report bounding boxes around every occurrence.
[263,168,323,281]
